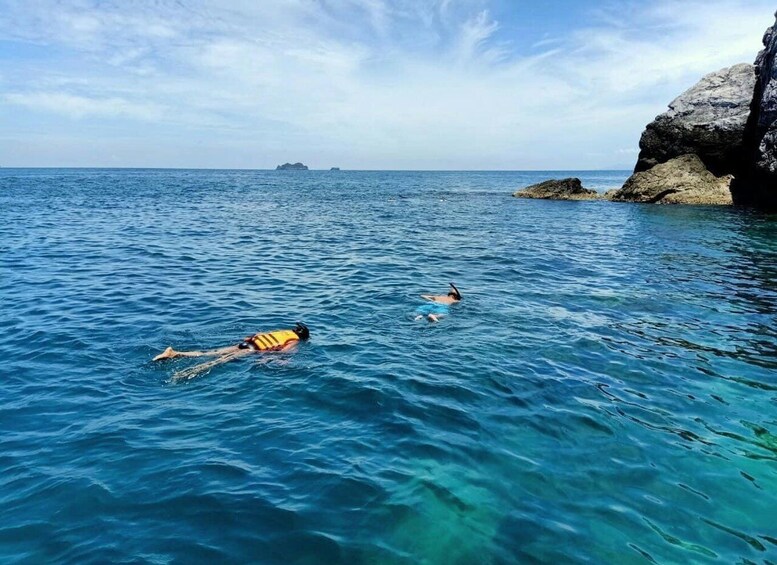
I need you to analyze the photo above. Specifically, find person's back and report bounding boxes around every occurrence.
[239,325,309,352]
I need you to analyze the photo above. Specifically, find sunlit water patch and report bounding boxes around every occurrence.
[1,169,776,563]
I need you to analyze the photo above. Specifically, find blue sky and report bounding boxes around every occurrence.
[0,0,774,169]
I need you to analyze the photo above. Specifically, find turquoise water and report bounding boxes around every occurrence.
[1,168,776,564]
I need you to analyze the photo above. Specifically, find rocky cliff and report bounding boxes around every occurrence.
[610,62,758,206]
[635,63,755,176]
[518,12,776,208]
[735,12,777,207]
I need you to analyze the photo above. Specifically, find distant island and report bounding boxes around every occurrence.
[276,162,308,170]
[330,167,340,171]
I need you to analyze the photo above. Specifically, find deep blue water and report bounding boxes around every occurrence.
[1,168,776,564]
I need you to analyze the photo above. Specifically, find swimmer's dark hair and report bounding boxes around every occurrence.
[293,322,310,340]
[448,283,462,301]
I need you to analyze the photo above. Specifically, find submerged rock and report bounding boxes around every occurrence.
[635,63,756,176]
[276,162,309,170]
[735,12,777,207]
[512,178,599,200]
[610,154,733,205]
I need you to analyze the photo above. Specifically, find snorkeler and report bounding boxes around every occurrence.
[415,283,462,322]
[153,323,309,381]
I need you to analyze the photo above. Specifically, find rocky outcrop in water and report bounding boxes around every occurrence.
[735,12,777,207]
[276,162,308,170]
[514,13,777,208]
[609,155,733,205]
[625,14,777,208]
[512,178,599,201]
[635,63,755,176]
[593,62,754,206]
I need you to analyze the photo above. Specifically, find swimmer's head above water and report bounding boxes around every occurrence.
[293,322,310,341]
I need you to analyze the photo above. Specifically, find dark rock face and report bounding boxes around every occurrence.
[276,162,309,170]
[635,63,756,176]
[736,13,777,207]
[512,178,599,200]
[610,154,733,205]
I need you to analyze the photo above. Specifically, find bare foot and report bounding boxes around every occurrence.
[428,314,440,323]
[153,346,177,361]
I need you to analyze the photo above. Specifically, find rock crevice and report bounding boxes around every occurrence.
[735,12,777,207]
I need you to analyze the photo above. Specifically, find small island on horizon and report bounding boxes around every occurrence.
[276,162,308,170]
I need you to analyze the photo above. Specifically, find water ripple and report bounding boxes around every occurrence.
[1,169,776,563]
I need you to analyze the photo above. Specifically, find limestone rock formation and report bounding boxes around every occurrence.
[635,63,755,176]
[610,154,733,205]
[736,12,777,207]
[513,178,599,200]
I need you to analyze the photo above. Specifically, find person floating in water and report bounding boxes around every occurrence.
[153,322,309,381]
[415,283,462,322]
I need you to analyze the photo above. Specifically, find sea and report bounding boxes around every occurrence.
[1,168,776,564]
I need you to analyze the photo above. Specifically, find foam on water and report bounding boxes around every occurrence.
[1,169,776,563]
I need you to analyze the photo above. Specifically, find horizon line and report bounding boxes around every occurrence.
[0,166,633,172]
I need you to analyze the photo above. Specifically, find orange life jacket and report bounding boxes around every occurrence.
[245,329,299,352]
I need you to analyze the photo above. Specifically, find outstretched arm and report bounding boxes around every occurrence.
[171,349,253,382]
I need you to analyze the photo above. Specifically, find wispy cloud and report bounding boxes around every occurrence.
[0,0,773,168]
[4,92,166,120]
[454,10,500,63]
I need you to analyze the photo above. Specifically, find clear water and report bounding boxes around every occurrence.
[1,168,776,564]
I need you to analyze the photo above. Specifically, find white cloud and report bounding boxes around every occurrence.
[561,1,770,96]
[4,92,166,120]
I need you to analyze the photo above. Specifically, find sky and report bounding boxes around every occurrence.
[0,0,774,170]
